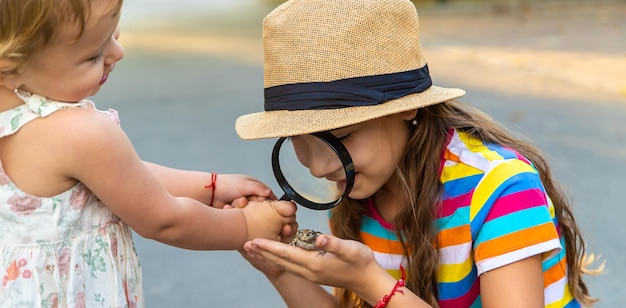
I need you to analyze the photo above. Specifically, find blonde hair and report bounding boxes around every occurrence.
[331,100,602,307]
[0,0,123,68]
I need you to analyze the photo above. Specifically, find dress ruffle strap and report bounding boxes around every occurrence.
[14,90,88,117]
[0,90,90,138]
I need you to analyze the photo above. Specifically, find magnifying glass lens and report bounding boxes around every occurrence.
[277,137,343,203]
[272,131,355,210]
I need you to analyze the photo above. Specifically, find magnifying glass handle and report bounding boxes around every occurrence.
[279,194,292,201]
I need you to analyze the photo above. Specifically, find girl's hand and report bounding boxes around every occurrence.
[212,174,276,208]
[243,234,383,291]
[238,243,289,279]
[243,235,429,307]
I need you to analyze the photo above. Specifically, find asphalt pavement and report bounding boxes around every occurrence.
[94,1,626,306]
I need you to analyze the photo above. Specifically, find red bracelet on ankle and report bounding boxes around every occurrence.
[204,172,217,206]
[373,265,406,308]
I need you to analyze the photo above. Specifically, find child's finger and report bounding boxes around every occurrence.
[281,222,299,243]
[270,200,297,218]
[248,196,269,202]
[230,197,249,208]
[315,235,359,261]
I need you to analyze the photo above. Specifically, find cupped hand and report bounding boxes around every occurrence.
[212,174,277,208]
[243,233,382,291]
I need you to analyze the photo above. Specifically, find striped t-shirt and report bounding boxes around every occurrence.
[353,129,578,307]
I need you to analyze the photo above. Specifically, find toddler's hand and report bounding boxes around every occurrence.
[226,197,298,279]
[224,196,298,243]
[228,195,268,209]
[241,200,297,242]
[212,174,276,208]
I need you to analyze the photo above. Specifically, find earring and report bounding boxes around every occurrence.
[412,119,417,126]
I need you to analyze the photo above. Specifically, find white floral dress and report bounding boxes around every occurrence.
[0,92,143,308]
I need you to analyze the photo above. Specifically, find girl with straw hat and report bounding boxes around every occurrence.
[237,0,602,306]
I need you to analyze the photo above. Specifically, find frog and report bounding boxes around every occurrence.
[289,229,325,254]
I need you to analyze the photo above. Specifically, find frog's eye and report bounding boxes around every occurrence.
[306,230,314,236]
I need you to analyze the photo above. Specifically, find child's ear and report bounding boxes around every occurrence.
[400,109,418,121]
[0,59,20,88]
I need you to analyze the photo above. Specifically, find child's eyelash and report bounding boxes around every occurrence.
[88,53,103,63]
[337,134,351,141]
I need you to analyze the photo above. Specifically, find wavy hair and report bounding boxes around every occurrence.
[0,0,123,68]
[330,100,602,307]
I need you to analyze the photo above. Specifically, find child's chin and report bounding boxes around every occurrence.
[89,87,102,97]
[347,189,367,201]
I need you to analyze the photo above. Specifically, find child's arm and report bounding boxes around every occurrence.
[269,272,339,308]
[143,162,275,208]
[57,108,295,250]
[480,255,544,307]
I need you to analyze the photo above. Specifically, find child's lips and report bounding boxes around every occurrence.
[99,74,108,85]
[330,179,347,192]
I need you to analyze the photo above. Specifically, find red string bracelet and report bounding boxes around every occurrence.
[203,172,217,206]
[373,265,406,308]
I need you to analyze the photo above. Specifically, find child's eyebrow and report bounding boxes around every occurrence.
[95,14,120,46]
[331,125,356,134]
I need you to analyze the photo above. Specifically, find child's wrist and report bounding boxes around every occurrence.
[354,264,402,306]
[372,265,406,308]
[240,200,279,242]
[203,172,217,206]
[239,204,255,241]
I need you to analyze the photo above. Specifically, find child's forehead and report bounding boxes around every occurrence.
[83,0,122,26]
[330,122,363,134]
[54,1,120,45]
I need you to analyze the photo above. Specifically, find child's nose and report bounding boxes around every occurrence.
[105,29,125,64]
[307,145,343,180]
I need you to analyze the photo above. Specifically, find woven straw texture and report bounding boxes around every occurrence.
[236,0,465,139]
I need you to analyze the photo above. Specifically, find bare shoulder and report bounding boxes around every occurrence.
[0,106,135,196]
[44,107,140,178]
[2,105,175,230]
[47,106,126,146]
[36,108,132,168]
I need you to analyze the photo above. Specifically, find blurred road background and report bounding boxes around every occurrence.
[94,0,625,306]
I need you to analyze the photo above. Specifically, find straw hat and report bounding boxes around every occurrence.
[235,0,465,140]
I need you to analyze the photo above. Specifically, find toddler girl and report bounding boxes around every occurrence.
[0,0,296,306]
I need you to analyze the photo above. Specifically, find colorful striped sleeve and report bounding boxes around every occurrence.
[471,159,562,274]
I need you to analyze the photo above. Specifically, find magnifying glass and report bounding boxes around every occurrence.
[272,131,355,210]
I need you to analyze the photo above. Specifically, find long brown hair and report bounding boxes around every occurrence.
[330,100,601,307]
